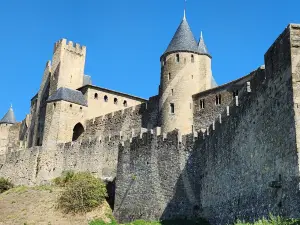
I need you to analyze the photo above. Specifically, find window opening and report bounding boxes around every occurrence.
[170,103,175,114]
[176,54,180,63]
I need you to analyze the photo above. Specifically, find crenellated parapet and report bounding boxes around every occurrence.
[53,38,86,56]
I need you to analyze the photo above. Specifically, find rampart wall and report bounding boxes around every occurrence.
[114,25,300,224]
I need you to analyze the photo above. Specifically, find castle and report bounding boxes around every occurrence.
[1,12,300,225]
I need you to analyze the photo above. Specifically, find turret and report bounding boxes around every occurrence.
[0,105,16,125]
[159,13,214,134]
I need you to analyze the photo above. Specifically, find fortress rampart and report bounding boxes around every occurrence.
[113,24,300,224]
[0,17,299,225]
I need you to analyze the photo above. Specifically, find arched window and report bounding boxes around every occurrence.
[104,95,108,102]
[114,98,118,105]
[72,123,84,141]
[176,54,180,63]
[123,100,128,107]
[94,93,98,99]
[191,54,194,63]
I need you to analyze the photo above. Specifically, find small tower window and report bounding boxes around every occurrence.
[94,93,98,99]
[70,104,73,108]
[176,54,180,63]
[191,75,194,79]
[200,99,205,109]
[170,103,175,114]
[123,100,128,107]
[191,54,194,63]
[114,98,118,105]
[104,95,108,102]
[215,94,222,105]
[171,89,174,96]
[168,73,171,81]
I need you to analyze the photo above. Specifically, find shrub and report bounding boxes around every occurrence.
[0,177,14,193]
[58,172,107,213]
[53,170,75,187]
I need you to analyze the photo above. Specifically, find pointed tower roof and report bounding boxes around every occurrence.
[163,15,198,56]
[198,32,210,56]
[0,105,17,125]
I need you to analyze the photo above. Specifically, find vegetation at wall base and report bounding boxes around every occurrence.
[0,177,14,193]
[89,216,300,225]
[57,171,107,213]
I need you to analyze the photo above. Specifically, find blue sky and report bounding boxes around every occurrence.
[0,0,299,121]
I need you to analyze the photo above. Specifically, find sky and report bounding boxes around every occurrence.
[0,0,299,121]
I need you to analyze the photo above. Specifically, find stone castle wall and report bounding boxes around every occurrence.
[113,24,300,224]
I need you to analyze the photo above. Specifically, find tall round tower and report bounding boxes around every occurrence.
[159,13,213,134]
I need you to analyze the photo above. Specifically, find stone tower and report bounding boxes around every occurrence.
[159,13,213,134]
[0,106,17,154]
[49,39,86,96]
[42,39,88,146]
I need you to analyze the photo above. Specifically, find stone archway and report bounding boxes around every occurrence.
[72,123,84,141]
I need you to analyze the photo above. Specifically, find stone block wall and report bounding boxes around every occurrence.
[193,73,254,131]
[114,25,300,224]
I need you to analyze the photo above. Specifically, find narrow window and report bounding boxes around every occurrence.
[114,98,118,105]
[176,54,180,63]
[215,94,222,105]
[80,106,82,110]
[233,90,238,98]
[200,99,205,109]
[191,54,194,63]
[104,95,108,102]
[171,89,174,96]
[70,104,73,108]
[94,93,98,99]
[170,103,175,114]
[168,73,171,81]
[123,100,128,107]
[191,75,194,79]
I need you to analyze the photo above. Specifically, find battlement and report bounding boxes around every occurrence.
[53,38,86,55]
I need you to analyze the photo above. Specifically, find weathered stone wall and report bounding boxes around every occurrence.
[114,25,300,224]
[193,73,253,131]
[0,134,119,185]
[0,124,12,155]
[83,96,159,141]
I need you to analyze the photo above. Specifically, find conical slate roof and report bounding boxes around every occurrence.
[0,106,16,124]
[198,32,210,56]
[164,16,198,55]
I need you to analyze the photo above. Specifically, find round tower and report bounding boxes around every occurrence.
[159,14,213,135]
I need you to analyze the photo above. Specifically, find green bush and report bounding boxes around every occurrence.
[58,172,107,213]
[53,170,75,187]
[0,177,14,193]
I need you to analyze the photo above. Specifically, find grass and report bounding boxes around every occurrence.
[89,218,209,225]
[89,216,300,225]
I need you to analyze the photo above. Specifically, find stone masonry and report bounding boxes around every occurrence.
[0,13,300,225]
